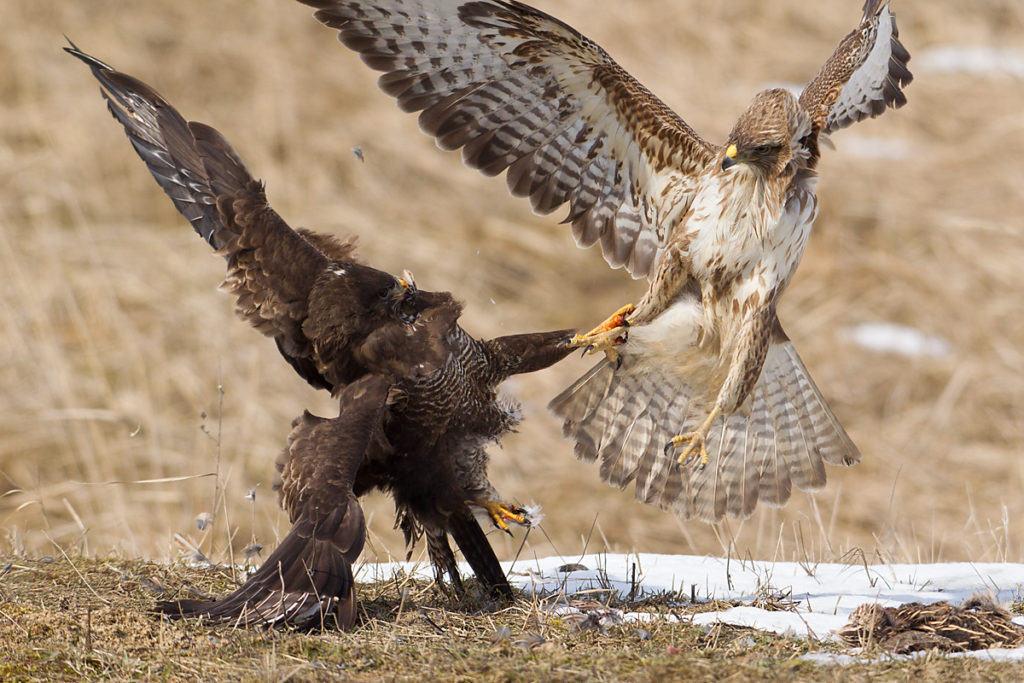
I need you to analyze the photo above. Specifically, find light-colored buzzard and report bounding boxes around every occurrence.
[68,44,574,627]
[298,0,912,522]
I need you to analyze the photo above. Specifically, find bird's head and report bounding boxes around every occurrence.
[722,89,811,175]
[381,269,420,324]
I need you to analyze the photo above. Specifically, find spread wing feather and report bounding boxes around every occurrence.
[300,0,719,278]
[65,44,407,393]
[799,0,912,139]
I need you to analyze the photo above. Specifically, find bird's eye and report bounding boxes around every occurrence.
[753,144,776,157]
[377,286,391,300]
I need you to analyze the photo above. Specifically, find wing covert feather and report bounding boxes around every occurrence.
[300,0,719,278]
[799,0,912,138]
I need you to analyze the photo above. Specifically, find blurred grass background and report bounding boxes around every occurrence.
[2,0,1023,567]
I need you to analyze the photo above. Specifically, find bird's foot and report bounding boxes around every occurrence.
[561,304,634,363]
[474,499,530,536]
[665,431,711,468]
[665,406,723,469]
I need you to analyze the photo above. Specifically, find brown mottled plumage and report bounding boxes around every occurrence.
[297,0,912,522]
[837,596,1024,653]
[68,45,573,628]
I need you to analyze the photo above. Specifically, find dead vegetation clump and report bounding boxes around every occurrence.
[837,595,1024,654]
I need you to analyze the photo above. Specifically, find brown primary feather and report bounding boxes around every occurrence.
[295,0,907,523]
[300,0,720,280]
[68,44,576,628]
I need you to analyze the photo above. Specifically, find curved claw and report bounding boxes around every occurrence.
[474,499,529,534]
[566,304,635,351]
[666,406,722,471]
[666,434,710,472]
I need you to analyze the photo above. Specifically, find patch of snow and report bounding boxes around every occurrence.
[357,553,1024,661]
[918,45,1024,79]
[805,645,1024,666]
[836,135,911,161]
[845,322,952,358]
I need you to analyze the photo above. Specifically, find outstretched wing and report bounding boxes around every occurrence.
[300,0,719,278]
[67,44,392,391]
[157,375,390,628]
[799,0,912,138]
[66,44,245,249]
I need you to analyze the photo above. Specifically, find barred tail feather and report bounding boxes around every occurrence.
[549,341,859,523]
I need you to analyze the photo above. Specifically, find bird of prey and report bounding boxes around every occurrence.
[297,0,912,522]
[68,44,574,628]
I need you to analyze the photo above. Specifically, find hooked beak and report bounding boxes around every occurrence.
[390,269,418,301]
[721,143,739,171]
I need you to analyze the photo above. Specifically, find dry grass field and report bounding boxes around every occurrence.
[4,556,1024,681]
[2,0,1024,579]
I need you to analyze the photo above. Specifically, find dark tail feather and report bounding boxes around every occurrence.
[156,508,363,629]
[447,511,512,600]
[64,41,253,250]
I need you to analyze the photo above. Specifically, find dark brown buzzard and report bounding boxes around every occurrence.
[68,44,573,628]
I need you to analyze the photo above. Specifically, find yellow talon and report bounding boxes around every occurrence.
[667,432,711,466]
[665,406,723,468]
[565,303,634,361]
[474,499,528,534]
[566,303,635,346]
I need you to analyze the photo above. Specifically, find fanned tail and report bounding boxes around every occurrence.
[156,499,364,629]
[549,342,859,523]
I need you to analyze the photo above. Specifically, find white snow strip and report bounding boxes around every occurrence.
[845,322,953,358]
[805,645,1024,666]
[918,45,1024,79]
[836,135,911,160]
[357,553,1024,661]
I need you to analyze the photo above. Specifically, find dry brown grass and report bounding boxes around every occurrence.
[2,0,1024,571]
[3,556,1024,681]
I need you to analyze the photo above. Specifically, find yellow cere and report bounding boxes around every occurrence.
[726,144,738,159]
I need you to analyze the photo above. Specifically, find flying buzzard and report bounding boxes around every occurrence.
[68,45,574,627]
[297,0,912,522]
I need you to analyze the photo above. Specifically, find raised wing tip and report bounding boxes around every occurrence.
[63,40,115,73]
[862,0,892,21]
